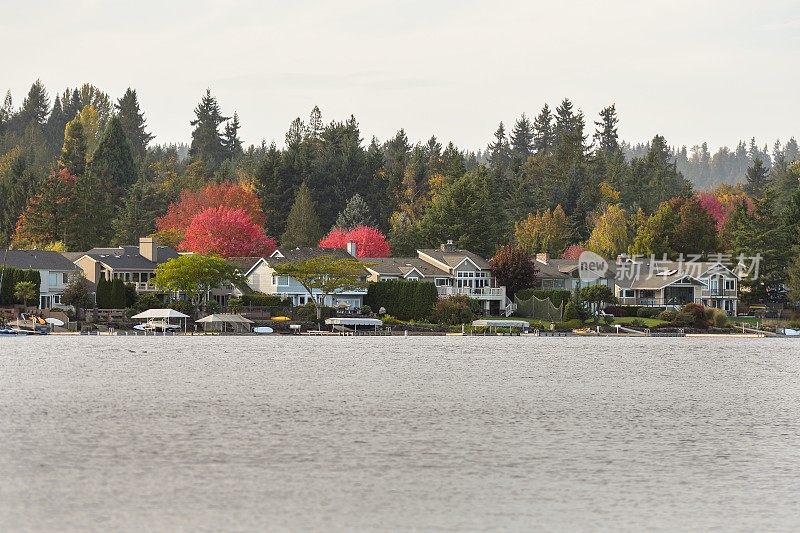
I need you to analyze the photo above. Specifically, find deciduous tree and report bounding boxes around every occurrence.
[318,225,390,257]
[179,207,277,258]
[489,245,538,299]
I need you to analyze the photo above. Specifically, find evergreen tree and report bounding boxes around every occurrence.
[532,104,555,154]
[335,193,375,229]
[111,177,163,245]
[87,116,137,197]
[254,142,294,237]
[59,117,88,176]
[510,114,534,163]
[744,157,770,198]
[594,104,620,155]
[189,89,228,172]
[72,171,113,250]
[486,122,511,169]
[19,79,49,129]
[281,182,323,247]
[441,141,466,181]
[222,112,243,159]
[46,94,67,151]
[115,88,154,162]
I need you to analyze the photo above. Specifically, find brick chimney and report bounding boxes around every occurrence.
[346,241,357,257]
[139,237,158,263]
[535,252,550,263]
[440,239,456,253]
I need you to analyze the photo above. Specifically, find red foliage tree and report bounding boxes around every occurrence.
[178,207,277,258]
[157,182,266,235]
[489,245,538,299]
[697,191,754,232]
[560,244,585,260]
[318,225,391,257]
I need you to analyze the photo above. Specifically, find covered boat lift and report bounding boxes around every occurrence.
[131,308,190,333]
[196,313,254,333]
[471,319,530,335]
[323,317,385,335]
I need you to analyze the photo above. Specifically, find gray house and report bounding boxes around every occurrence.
[2,250,81,309]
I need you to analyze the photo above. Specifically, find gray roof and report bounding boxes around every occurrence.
[364,257,449,278]
[270,247,356,262]
[417,248,491,270]
[229,257,264,275]
[81,245,179,270]
[2,250,78,271]
[614,260,720,289]
[536,258,616,280]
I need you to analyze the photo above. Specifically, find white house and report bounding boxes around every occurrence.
[231,247,369,310]
[363,241,511,315]
[2,250,82,309]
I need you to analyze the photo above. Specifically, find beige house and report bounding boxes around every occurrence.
[363,242,510,315]
[71,238,180,292]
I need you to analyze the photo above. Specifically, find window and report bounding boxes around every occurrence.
[725,279,736,291]
[620,289,635,298]
[62,273,69,284]
[53,295,61,304]
[49,273,58,286]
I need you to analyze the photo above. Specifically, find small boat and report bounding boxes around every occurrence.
[45,317,65,327]
[253,326,274,334]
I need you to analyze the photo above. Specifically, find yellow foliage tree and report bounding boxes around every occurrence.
[586,204,630,258]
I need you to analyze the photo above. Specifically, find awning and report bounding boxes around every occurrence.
[325,317,383,327]
[196,314,254,324]
[472,319,529,328]
[131,308,190,319]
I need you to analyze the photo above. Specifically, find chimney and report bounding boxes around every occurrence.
[346,241,357,257]
[440,240,456,253]
[140,237,158,263]
[535,252,550,263]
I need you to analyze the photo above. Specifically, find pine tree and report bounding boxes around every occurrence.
[111,177,164,245]
[510,113,534,162]
[441,141,465,181]
[744,157,770,198]
[594,104,620,155]
[254,142,294,237]
[45,94,67,151]
[73,171,113,250]
[486,122,511,168]
[189,89,228,172]
[19,79,50,129]
[115,88,154,162]
[221,112,243,159]
[281,182,323,248]
[87,116,137,197]
[532,104,555,155]
[335,193,375,229]
[59,117,88,176]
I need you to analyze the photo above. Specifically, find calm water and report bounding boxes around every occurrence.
[1,336,799,531]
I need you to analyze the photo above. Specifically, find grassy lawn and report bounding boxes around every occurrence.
[610,316,667,327]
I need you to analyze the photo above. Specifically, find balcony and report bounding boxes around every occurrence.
[134,282,159,292]
[437,286,506,300]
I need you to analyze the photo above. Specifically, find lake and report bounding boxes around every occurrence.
[1,336,799,531]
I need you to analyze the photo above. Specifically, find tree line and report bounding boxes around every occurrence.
[1,80,799,302]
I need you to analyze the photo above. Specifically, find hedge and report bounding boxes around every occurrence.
[0,268,41,305]
[241,292,287,307]
[363,280,439,321]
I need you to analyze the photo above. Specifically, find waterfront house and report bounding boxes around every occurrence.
[231,247,369,311]
[363,241,510,315]
[533,253,616,291]
[71,237,179,293]
[614,258,740,314]
[1,250,82,309]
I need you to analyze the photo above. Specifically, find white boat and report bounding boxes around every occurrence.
[253,326,274,334]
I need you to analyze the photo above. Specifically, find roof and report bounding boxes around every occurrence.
[535,258,617,279]
[1,250,78,271]
[615,260,714,290]
[81,245,179,270]
[131,308,190,319]
[229,257,264,275]
[270,247,355,262]
[417,248,491,270]
[364,257,449,278]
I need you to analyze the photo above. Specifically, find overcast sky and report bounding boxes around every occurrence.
[3,0,798,151]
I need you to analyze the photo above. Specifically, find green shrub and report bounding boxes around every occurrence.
[205,300,220,314]
[673,303,708,328]
[636,307,663,318]
[563,302,579,321]
[603,315,614,325]
[134,293,163,312]
[629,318,647,328]
[553,319,584,330]
[360,304,372,315]
[240,292,287,307]
[711,308,729,328]
[658,309,677,322]
[381,314,403,325]
[295,302,336,322]
[169,300,194,317]
[430,295,477,325]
